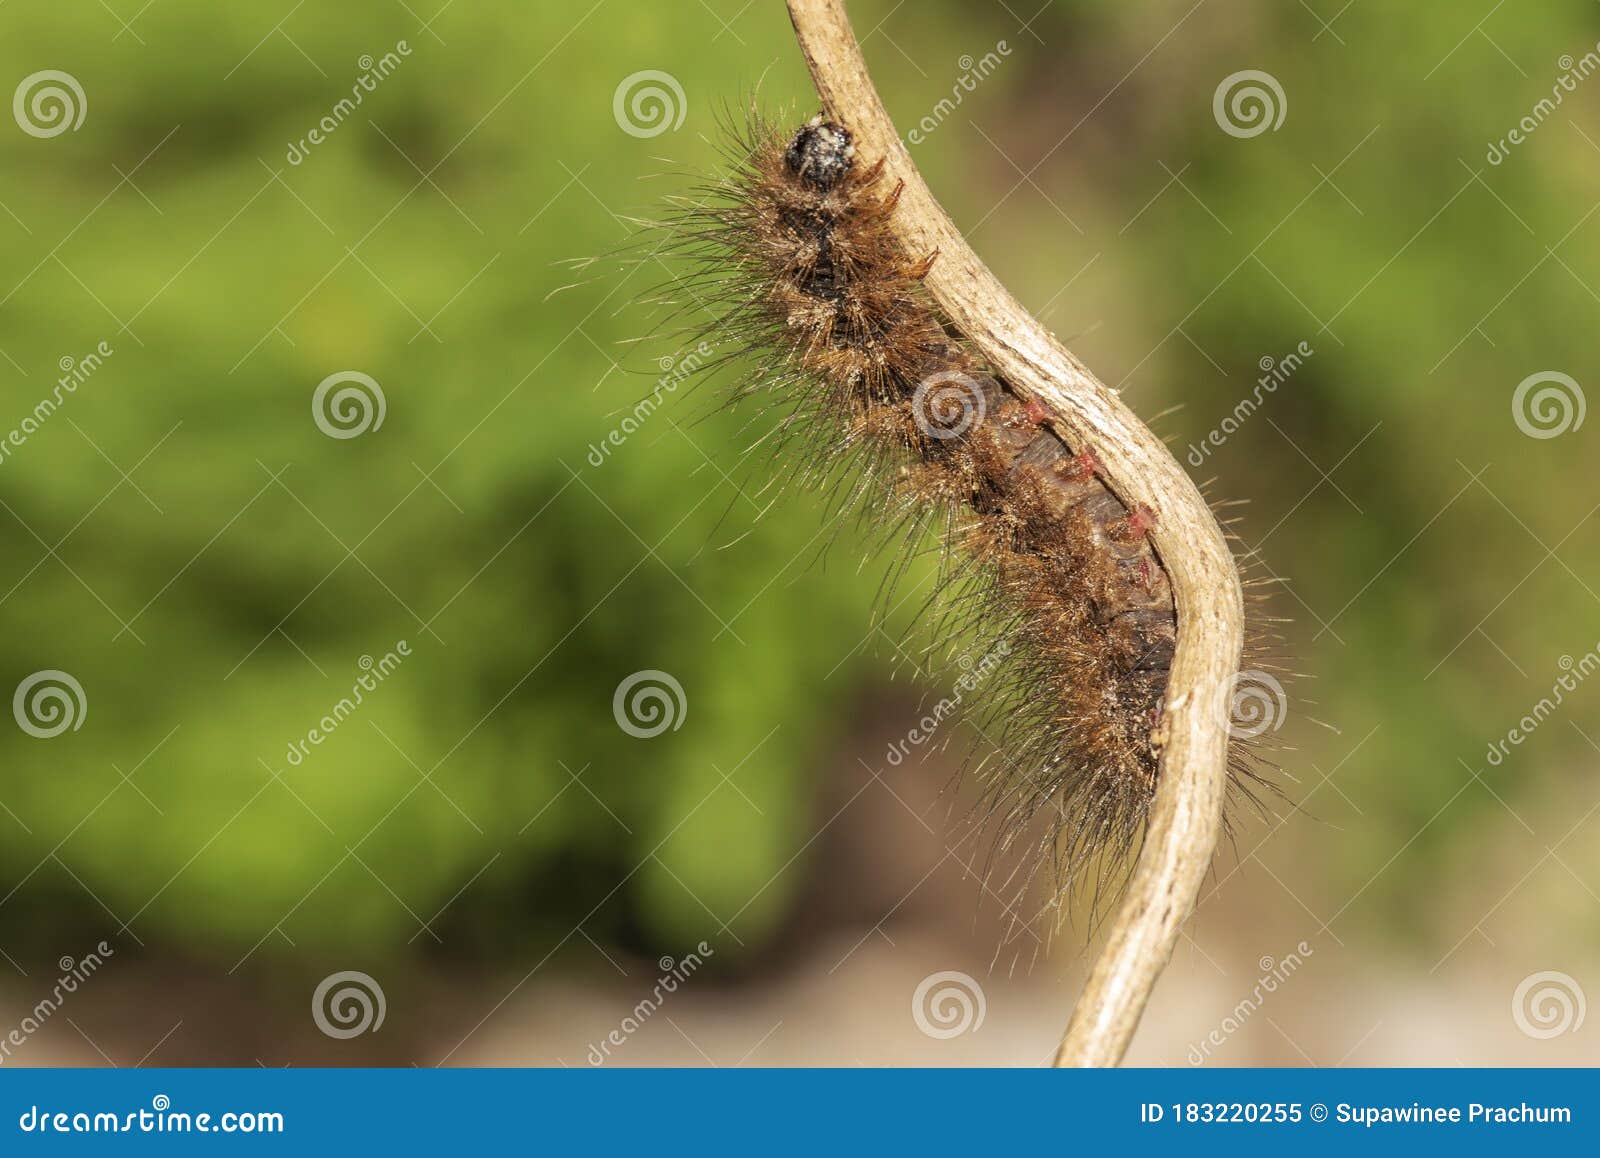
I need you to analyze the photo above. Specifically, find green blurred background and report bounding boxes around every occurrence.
[0,0,1596,1064]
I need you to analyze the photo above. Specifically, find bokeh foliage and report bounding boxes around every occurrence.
[1,0,1597,969]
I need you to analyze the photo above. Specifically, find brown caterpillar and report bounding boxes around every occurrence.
[658,111,1275,920]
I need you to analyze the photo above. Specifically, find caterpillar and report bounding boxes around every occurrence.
[654,110,1277,923]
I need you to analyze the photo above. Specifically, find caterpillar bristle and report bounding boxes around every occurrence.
[646,106,1283,933]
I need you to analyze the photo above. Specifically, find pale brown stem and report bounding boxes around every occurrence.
[784,0,1243,1066]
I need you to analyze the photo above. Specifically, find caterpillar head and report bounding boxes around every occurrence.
[784,115,855,189]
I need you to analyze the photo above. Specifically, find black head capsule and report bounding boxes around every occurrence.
[784,116,855,190]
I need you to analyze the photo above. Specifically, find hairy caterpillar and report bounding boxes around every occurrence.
[654,110,1276,923]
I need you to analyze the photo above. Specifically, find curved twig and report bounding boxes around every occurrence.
[784,0,1243,1066]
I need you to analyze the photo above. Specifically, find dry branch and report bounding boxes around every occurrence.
[784,0,1244,1066]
